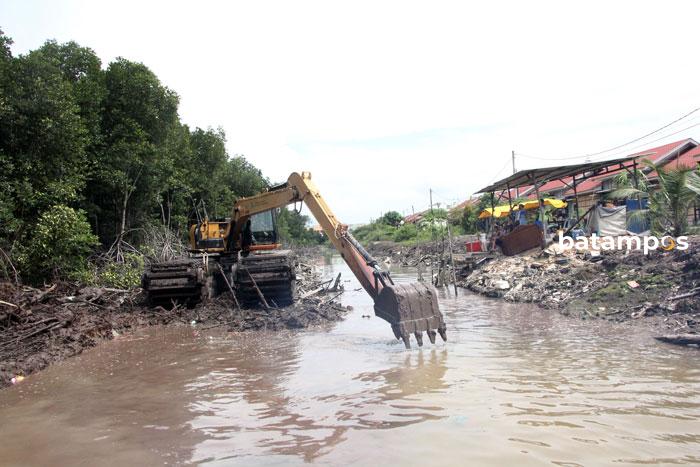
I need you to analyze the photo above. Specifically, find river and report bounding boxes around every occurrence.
[1,255,699,466]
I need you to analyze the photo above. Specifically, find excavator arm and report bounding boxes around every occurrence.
[227,172,447,348]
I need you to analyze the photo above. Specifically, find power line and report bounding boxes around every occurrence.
[517,120,700,163]
[487,157,512,185]
[515,107,700,162]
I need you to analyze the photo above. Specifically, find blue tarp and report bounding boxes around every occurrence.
[626,199,649,233]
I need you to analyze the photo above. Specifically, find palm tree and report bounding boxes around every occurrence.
[609,159,700,236]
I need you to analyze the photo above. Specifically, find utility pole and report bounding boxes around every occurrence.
[512,150,519,199]
[429,188,434,214]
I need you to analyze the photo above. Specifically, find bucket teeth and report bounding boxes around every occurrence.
[373,282,447,349]
[414,331,424,347]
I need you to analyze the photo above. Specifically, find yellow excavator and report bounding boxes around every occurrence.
[142,172,446,348]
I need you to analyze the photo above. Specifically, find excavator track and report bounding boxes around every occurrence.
[142,259,205,306]
[235,250,296,308]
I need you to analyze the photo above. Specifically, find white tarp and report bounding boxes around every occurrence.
[587,206,628,236]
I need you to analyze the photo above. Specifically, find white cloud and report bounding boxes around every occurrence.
[3,0,700,222]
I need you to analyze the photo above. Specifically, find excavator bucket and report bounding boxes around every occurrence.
[373,282,447,349]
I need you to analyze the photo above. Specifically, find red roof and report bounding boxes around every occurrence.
[404,211,427,224]
[663,145,700,170]
[450,198,476,212]
[563,139,697,195]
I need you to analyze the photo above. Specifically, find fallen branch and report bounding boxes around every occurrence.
[668,288,700,301]
[319,290,344,307]
[655,334,700,346]
[330,272,342,291]
[300,285,327,299]
[31,284,57,304]
[0,247,19,284]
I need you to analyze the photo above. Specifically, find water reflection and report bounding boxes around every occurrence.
[187,333,449,462]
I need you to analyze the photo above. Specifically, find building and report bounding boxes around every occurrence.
[516,139,700,221]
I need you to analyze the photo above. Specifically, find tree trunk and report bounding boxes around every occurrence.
[115,190,129,263]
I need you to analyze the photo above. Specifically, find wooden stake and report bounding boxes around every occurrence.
[217,263,241,312]
[245,268,270,309]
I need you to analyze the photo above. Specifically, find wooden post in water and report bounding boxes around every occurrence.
[446,218,458,296]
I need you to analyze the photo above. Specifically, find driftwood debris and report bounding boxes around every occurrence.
[330,273,342,292]
[668,288,700,301]
[655,334,700,346]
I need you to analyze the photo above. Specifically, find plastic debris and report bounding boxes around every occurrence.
[10,375,25,385]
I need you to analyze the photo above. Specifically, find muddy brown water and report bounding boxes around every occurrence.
[1,256,699,466]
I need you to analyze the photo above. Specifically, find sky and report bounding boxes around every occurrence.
[2,0,700,224]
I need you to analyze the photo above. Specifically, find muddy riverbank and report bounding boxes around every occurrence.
[0,274,348,389]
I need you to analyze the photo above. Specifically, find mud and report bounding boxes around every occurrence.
[0,279,348,390]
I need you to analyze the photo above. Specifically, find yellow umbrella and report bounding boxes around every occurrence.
[478,205,512,219]
[478,198,567,219]
[521,198,567,210]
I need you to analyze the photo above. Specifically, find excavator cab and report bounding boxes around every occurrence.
[248,210,279,246]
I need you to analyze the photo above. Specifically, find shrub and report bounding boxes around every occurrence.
[97,252,144,288]
[394,223,418,242]
[379,211,403,227]
[17,205,99,283]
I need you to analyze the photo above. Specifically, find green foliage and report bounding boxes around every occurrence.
[394,223,418,242]
[0,40,89,243]
[277,207,326,246]
[609,159,700,236]
[422,208,447,224]
[379,211,403,227]
[97,253,144,288]
[351,222,397,243]
[450,202,482,234]
[0,30,269,284]
[16,205,98,283]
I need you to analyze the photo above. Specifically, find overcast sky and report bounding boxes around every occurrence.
[2,1,700,223]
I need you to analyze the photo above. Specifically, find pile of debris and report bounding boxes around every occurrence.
[369,236,470,266]
[0,261,349,389]
[460,236,700,337]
